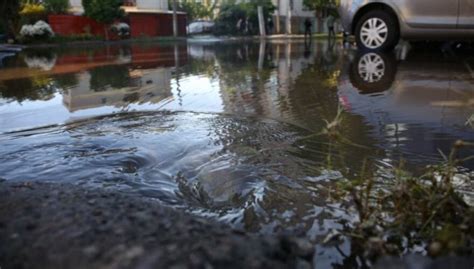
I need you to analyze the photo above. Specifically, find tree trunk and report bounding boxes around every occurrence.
[172,0,178,37]
[104,25,109,41]
[275,0,280,34]
[316,10,323,33]
[286,5,292,35]
[258,6,266,37]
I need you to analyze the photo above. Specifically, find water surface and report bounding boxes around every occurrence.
[1,40,473,267]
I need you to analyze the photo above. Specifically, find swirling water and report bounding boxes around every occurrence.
[0,40,473,267]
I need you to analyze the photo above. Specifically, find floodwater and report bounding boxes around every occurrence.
[0,40,473,267]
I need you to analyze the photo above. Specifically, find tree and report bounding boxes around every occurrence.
[0,0,21,39]
[44,0,70,14]
[172,0,177,37]
[82,0,124,40]
[214,0,275,36]
[303,0,339,33]
[213,3,246,35]
[176,1,216,22]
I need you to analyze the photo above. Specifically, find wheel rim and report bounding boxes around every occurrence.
[358,53,385,83]
[360,18,388,49]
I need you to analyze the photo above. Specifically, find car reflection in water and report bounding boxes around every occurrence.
[338,47,474,168]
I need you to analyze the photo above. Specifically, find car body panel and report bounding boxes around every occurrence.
[396,0,458,29]
[339,0,474,40]
[458,0,474,29]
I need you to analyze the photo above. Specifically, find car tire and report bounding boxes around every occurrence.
[355,10,399,52]
[349,51,397,94]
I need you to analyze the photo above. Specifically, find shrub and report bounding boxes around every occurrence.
[213,3,246,35]
[19,3,47,24]
[44,0,70,14]
[111,22,130,38]
[175,1,215,22]
[0,0,21,38]
[82,0,124,25]
[82,0,124,40]
[24,54,57,71]
[214,0,275,36]
[20,20,54,41]
[19,3,46,17]
[90,65,130,92]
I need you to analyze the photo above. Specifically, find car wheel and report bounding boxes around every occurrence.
[349,51,397,94]
[355,10,399,51]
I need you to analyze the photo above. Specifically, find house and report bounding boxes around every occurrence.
[59,44,187,112]
[50,0,186,38]
[212,0,320,34]
[69,0,170,13]
[272,0,316,34]
[249,0,324,34]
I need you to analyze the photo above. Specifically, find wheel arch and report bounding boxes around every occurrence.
[351,3,400,35]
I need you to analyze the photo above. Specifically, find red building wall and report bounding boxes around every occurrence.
[49,13,187,38]
[130,44,188,69]
[48,15,110,36]
[129,13,186,38]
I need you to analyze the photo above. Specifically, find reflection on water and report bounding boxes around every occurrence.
[0,41,473,267]
[339,48,474,167]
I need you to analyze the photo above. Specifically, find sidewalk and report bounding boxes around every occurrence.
[187,33,342,44]
[22,33,343,48]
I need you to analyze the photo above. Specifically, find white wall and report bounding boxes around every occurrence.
[273,0,314,17]
[136,0,169,10]
[69,0,169,10]
[70,0,82,8]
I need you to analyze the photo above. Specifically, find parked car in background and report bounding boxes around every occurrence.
[187,20,215,35]
[338,0,474,51]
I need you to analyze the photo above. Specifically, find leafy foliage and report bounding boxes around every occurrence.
[303,0,339,14]
[303,0,339,31]
[319,108,474,260]
[331,155,474,258]
[0,0,21,37]
[82,0,124,25]
[20,20,55,42]
[175,0,215,22]
[19,2,47,24]
[213,3,246,35]
[44,0,70,14]
[90,65,130,92]
[19,3,46,17]
[214,0,275,35]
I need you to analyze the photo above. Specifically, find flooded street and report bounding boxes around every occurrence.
[1,40,473,267]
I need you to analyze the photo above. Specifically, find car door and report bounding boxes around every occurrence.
[458,0,474,28]
[396,0,459,29]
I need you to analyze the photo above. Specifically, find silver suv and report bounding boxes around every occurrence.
[339,0,474,51]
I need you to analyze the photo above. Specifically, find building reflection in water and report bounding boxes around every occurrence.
[61,45,187,112]
[62,67,173,112]
[0,41,472,167]
[0,40,473,268]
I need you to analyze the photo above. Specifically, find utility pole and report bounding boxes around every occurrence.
[172,0,178,37]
